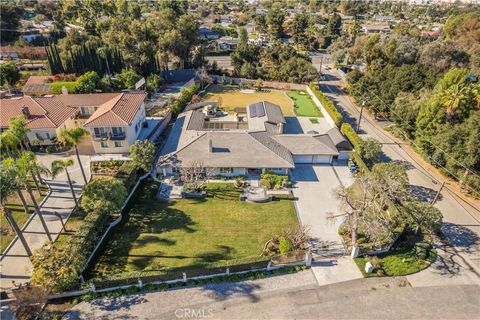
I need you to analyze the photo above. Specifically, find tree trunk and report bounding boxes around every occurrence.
[25,185,52,242]
[75,145,88,184]
[65,168,78,206]
[3,207,32,257]
[351,214,358,246]
[16,188,29,213]
[30,170,43,196]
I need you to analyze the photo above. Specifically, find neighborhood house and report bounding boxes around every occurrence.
[158,101,352,176]
[0,92,147,154]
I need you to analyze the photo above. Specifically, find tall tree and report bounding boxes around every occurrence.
[20,151,50,196]
[0,160,32,257]
[0,63,21,91]
[16,156,53,242]
[266,4,285,40]
[129,140,156,172]
[8,116,30,152]
[58,128,88,184]
[51,159,78,206]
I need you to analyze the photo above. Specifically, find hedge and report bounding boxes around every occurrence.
[309,83,343,127]
[340,123,362,150]
[51,81,79,94]
[171,84,198,115]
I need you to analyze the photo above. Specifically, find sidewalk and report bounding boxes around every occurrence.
[0,153,90,289]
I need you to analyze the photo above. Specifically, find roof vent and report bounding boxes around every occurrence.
[21,105,30,118]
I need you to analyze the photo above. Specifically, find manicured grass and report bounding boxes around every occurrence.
[90,181,298,278]
[287,91,323,117]
[355,246,437,277]
[1,186,47,253]
[200,84,295,115]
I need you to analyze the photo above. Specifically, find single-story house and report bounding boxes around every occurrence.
[216,36,238,51]
[158,101,352,177]
[1,92,148,154]
[362,23,391,34]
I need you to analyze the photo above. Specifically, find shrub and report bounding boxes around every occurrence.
[51,81,78,94]
[414,242,432,259]
[260,172,290,189]
[279,238,293,254]
[340,123,362,150]
[309,83,343,126]
[45,145,55,153]
[171,84,198,115]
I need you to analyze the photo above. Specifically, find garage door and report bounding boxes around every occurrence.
[293,155,314,163]
[293,155,332,164]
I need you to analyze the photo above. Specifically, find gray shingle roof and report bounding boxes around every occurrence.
[250,132,294,165]
[327,127,353,151]
[273,134,339,156]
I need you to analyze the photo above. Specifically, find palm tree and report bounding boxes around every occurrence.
[2,158,30,214]
[58,128,88,184]
[17,156,53,242]
[96,46,111,75]
[0,131,19,157]
[51,159,78,206]
[9,116,30,151]
[441,83,468,120]
[472,83,480,109]
[20,151,50,196]
[0,161,32,257]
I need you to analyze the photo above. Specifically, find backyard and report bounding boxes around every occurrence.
[200,84,295,115]
[287,91,323,118]
[88,181,298,278]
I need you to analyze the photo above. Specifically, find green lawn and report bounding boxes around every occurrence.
[1,185,47,253]
[355,246,437,277]
[90,182,298,278]
[288,91,323,117]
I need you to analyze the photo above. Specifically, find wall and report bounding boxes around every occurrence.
[306,86,336,128]
[211,75,307,91]
[212,167,246,177]
[26,128,57,145]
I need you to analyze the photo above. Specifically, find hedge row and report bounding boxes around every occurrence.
[340,123,362,150]
[171,84,198,115]
[51,81,79,94]
[309,83,343,126]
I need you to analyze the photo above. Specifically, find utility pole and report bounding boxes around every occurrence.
[319,56,323,79]
[431,181,446,205]
[356,100,366,133]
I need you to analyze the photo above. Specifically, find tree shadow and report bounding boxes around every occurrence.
[408,185,441,202]
[200,281,261,302]
[89,294,147,315]
[391,159,415,171]
[441,223,479,253]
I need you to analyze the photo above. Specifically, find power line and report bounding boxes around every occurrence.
[340,69,480,183]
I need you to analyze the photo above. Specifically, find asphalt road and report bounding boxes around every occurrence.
[63,272,480,320]
[318,66,480,275]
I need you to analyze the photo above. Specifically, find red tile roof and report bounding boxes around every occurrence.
[0,96,77,129]
[83,92,146,127]
[1,92,146,129]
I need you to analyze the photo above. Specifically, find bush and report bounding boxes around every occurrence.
[414,242,432,259]
[279,238,293,254]
[45,145,55,153]
[51,81,78,94]
[309,83,343,126]
[340,123,362,150]
[260,172,290,189]
[171,84,198,115]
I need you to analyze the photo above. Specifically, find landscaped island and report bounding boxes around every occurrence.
[87,181,298,280]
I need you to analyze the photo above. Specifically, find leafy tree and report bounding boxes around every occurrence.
[7,116,30,152]
[266,4,285,39]
[58,128,88,184]
[358,138,382,167]
[390,90,431,139]
[291,13,309,46]
[75,71,100,93]
[371,163,409,204]
[129,140,156,172]
[51,159,78,205]
[254,14,267,34]
[400,201,443,233]
[325,13,342,37]
[0,63,21,89]
[113,69,142,90]
[0,3,22,42]
[146,74,161,93]
[80,178,127,213]
[419,40,470,74]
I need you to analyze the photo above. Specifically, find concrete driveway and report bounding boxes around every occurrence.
[290,164,362,285]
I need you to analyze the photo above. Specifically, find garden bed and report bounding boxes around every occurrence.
[287,91,323,117]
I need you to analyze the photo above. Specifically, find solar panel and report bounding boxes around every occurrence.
[256,103,265,117]
[249,104,257,117]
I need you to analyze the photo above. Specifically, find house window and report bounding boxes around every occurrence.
[112,127,125,135]
[114,141,123,148]
[220,167,233,174]
[94,127,106,135]
[35,132,50,140]
[100,141,108,148]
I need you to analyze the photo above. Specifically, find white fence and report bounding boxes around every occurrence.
[211,75,307,91]
[306,85,336,128]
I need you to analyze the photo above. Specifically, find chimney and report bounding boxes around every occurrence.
[21,105,30,118]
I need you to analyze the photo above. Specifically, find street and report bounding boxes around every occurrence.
[316,64,480,276]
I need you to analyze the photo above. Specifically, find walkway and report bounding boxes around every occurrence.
[0,153,90,289]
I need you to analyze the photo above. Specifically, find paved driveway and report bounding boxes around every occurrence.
[290,164,362,285]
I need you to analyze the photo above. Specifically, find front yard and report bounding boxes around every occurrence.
[89,181,298,278]
[200,84,295,115]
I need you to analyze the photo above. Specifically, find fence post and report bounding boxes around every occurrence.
[138,279,143,289]
[267,261,272,271]
[90,282,96,293]
[226,267,230,275]
[183,272,187,283]
[305,252,312,267]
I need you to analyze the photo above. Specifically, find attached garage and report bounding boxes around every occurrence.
[293,154,332,164]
